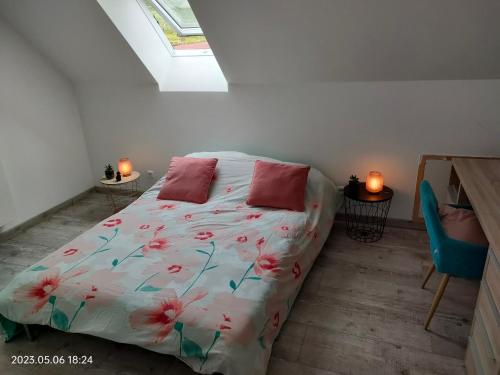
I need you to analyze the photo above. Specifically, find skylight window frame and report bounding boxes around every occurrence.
[137,0,212,57]
[153,0,202,37]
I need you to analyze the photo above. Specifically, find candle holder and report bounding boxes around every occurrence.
[366,171,384,193]
[118,158,133,177]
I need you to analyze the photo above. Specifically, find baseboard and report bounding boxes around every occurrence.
[0,187,95,243]
[335,213,426,231]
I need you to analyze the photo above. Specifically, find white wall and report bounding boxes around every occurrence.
[0,18,93,231]
[78,80,500,220]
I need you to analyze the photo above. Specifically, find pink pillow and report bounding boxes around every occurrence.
[157,156,218,203]
[246,160,310,211]
[439,205,489,247]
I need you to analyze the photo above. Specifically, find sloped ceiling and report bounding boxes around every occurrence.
[191,0,500,83]
[1,0,500,85]
[0,0,153,84]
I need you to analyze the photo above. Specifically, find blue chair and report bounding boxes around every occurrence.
[419,180,488,330]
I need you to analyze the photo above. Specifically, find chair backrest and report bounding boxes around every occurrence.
[419,180,488,278]
[419,180,447,253]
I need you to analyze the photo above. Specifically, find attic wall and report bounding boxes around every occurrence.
[77,79,500,220]
[0,17,93,231]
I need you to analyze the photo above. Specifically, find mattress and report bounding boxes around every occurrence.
[0,151,337,375]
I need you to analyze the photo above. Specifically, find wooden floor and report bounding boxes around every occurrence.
[0,192,479,375]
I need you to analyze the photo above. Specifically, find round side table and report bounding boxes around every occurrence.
[343,182,393,242]
[100,171,141,212]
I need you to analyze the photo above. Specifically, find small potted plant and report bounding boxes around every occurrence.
[104,164,115,180]
[348,174,359,191]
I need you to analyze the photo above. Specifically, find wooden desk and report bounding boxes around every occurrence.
[452,158,500,375]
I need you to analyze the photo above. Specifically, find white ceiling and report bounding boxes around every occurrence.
[1,0,500,85]
[191,0,500,83]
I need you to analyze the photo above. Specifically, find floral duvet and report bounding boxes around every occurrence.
[0,152,337,375]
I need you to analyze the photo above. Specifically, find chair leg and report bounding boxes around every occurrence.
[421,264,436,289]
[424,274,450,330]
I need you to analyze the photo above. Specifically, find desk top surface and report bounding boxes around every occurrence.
[452,158,500,256]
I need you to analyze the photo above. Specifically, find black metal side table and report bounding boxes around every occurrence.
[343,183,393,242]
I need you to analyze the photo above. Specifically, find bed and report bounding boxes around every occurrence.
[0,151,338,375]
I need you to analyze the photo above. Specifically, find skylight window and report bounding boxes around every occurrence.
[141,0,211,56]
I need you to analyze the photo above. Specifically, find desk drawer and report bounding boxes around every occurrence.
[465,340,479,375]
[485,250,500,315]
[470,305,499,374]
[477,282,500,360]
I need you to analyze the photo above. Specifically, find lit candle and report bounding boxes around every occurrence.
[366,171,384,193]
[118,158,133,177]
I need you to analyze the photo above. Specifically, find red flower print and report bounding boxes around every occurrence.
[103,218,122,227]
[236,235,248,243]
[273,312,280,328]
[256,237,265,250]
[194,231,214,240]
[281,225,289,231]
[312,202,319,210]
[254,254,280,276]
[129,289,207,343]
[15,268,87,312]
[85,285,98,300]
[159,204,176,210]
[63,248,78,256]
[184,214,193,221]
[28,276,60,301]
[139,224,150,230]
[146,238,168,251]
[292,261,301,279]
[219,313,232,330]
[167,265,182,274]
[226,186,233,193]
[246,213,262,220]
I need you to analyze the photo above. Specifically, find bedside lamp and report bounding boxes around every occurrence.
[118,158,133,177]
[366,171,384,193]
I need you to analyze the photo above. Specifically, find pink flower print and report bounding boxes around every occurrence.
[254,253,280,276]
[167,265,182,274]
[144,238,169,252]
[141,251,202,286]
[139,224,150,230]
[246,213,262,220]
[194,231,214,240]
[273,312,280,328]
[236,235,248,244]
[226,186,233,193]
[70,269,127,311]
[307,227,319,240]
[13,267,87,312]
[235,204,245,210]
[103,218,122,228]
[256,237,266,251]
[213,209,222,215]
[129,288,207,343]
[159,204,176,210]
[200,292,256,344]
[219,313,232,330]
[292,261,301,279]
[184,214,193,221]
[63,248,78,256]
[84,285,98,300]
